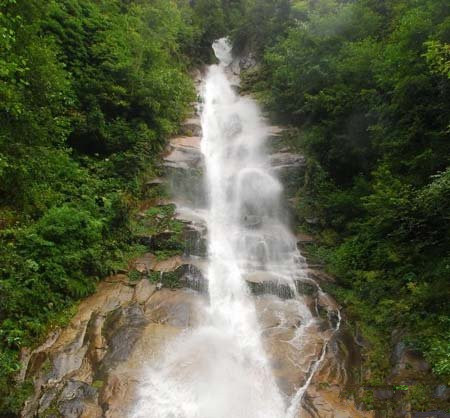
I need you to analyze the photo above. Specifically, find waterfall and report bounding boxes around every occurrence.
[130,38,339,418]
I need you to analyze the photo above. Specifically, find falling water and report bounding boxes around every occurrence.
[131,38,340,418]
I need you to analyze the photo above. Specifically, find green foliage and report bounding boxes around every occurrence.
[424,40,450,78]
[232,0,292,54]
[148,271,181,289]
[407,384,432,411]
[0,0,215,413]
[0,348,32,414]
[422,324,450,377]
[235,0,450,392]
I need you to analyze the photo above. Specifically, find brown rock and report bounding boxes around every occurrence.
[152,255,184,272]
[170,136,201,149]
[133,279,156,305]
[100,373,136,418]
[132,253,155,274]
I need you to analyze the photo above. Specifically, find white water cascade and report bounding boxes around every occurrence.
[130,39,340,418]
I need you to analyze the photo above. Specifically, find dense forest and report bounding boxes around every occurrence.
[0,0,240,412]
[0,0,449,414]
[233,0,450,399]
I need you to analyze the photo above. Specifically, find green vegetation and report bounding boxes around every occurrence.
[1,0,448,413]
[0,0,244,413]
[148,270,181,289]
[133,203,185,259]
[233,0,450,393]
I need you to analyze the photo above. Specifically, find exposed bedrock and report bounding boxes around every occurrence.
[21,276,205,417]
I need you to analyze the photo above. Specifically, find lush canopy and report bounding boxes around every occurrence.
[234,0,450,392]
[0,0,449,413]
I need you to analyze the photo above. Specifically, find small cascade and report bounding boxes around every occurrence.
[181,264,208,293]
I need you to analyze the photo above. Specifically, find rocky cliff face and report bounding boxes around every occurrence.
[20,69,448,418]
[20,68,367,418]
[21,272,208,417]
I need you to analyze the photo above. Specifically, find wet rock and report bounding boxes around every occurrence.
[237,52,258,72]
[57,380,101,418]
[100,373,135,418]
[25,351,50,382]
[85,312,107,366]
[163,136,203,171]
[145,289,204,328]
[179,263,207,293]
[165,166,206,207]
[98,304,148,378]
[104,274,129,285]
[183,226,207,257]
[266,125,284,141]
[133,279,156,305]
[47,323,90,383]
[302,384,375,418]
[304,325,374,418]
[295,280,319,296]
[305,217,320,225]
[245,272,295,299]
[255,296,326,397]
[317,292,340,315]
